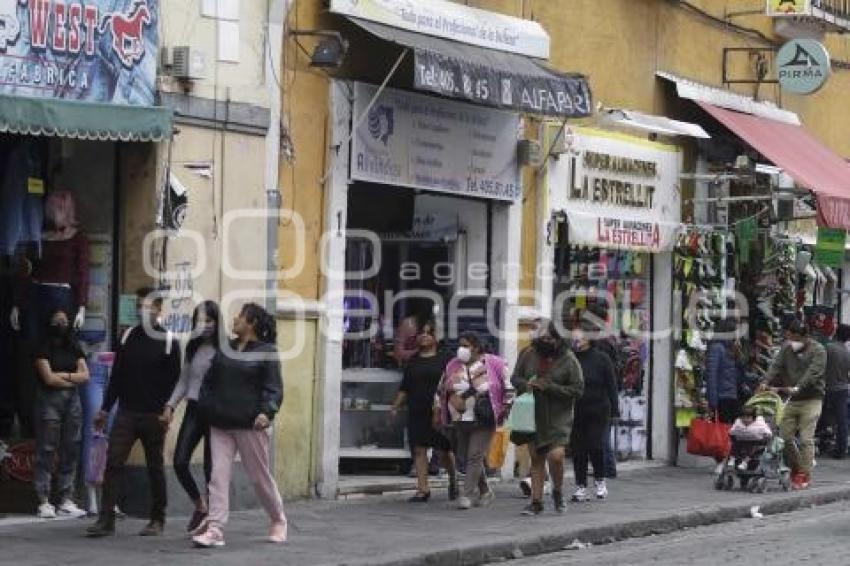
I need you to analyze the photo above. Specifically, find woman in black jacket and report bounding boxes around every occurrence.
[193,303,286,548]
[569,321,618,503]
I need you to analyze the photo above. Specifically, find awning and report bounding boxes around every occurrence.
[597,108,710,139]
[347,17,592,118]
[0,94,173,142]
[697,101,850,230]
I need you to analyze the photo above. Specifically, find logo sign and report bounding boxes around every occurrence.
[351,82,521,202]
[0,0,159,105]
[777,39,831,94]
[767,0,806,16]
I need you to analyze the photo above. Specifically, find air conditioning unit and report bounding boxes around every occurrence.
[171,46,206,80]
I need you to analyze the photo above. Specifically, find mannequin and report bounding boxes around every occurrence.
[11,190,88,340]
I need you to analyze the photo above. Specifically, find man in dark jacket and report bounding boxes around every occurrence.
[821,324,850,459]
[763,320,827,490]
[87,288,180,538]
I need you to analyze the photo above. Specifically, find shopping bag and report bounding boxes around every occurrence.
[506,392,536,434]
[86,432,109,486]
[486,427,510,469]
[686,415,731,459]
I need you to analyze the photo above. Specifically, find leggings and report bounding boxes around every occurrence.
[173,401,211,502]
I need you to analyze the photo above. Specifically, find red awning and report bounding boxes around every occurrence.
[697,102,850,231]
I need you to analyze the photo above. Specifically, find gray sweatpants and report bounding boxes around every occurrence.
[454,423,494,499]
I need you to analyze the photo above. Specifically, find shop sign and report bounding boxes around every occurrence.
[329,0,550,59]
[767,0,807,16]
[549,127,683,252]
[414,50,591,118]
[815,227,846,267]
[776,39,831,95]
[0,0,159,105]
[351,82,521,202]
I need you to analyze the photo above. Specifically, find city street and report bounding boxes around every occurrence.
[503,500,850,566]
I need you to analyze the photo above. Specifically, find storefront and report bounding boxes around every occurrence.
[0,0,170,512]
[541,125,687,462]
[311,0,592,493]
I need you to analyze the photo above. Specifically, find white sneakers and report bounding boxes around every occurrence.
[57,499,87,518]
[595,480,608,500]
[457,496,472,510]
[37,502,56,519]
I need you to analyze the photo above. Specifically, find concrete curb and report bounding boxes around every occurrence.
[351,484,850,566]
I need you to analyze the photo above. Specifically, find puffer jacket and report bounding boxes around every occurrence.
[199,340,283,429]
[705,341,744,409]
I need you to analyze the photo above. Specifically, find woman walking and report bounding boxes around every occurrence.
[511,320,584,516]
[437,332,512,510]
[390,319,457,502]
[569,321,618,502]
[160,301,222,531]
[193,303,286,548]
[33,309,90,518]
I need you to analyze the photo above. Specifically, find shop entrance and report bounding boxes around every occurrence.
[0,134,120,512]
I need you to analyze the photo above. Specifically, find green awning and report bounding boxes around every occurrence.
[0,94,173,142]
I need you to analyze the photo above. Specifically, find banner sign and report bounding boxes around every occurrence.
[414,50,592,118]
[351,82,521,201]
[549,127,683,252]
[0,0,159,105]
[776,39,831,95]
[330,0,550,59]
[815,227,846,267]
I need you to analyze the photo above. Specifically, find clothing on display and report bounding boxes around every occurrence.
[0,140,45,257]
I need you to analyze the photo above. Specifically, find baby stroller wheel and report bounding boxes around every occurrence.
[779,471,792,492]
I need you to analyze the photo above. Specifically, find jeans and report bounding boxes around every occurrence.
[33,389,82,502]
[0,141,43,257]
[821,389,849,457]
[173,401,211,502]
[99,410,167,524]
[208,427,286,529]
[780,399,823,476]
[453,423,493,499]
[23,283,73,344]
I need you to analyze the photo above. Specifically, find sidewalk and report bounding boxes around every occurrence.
[2,460,850,566]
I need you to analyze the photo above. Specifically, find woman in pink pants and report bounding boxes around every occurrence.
[192,303,286,548]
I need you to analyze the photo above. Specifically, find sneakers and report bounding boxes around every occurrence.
[570,486,590,502]
[791,472,810,490]
[57,499,87,518]
[193,524,225,548]
[456,496,472,510]
[552,490,565,514]
[37,502,56,519]
[268,522,287,544]
[595,480,608,500]
[477,489,495,508]
[521,500,544,516]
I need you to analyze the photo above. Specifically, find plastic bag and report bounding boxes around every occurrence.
[486,427,510,469]
[506,392,536,434]
[86,433,109,486]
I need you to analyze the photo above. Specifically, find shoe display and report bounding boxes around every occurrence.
[37,502,56,519]
[570,486,590,503]
[57,499,86,518]
[595,479,608,500]
[193,525,225,548]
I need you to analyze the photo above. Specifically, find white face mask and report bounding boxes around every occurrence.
[790,341,805,353]
[457,346,472,364]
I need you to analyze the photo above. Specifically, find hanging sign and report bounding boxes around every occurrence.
[0,0,159,105]
[767,0,807,16]
[351,82,521,201]
[776,39,831,95]
[815,227,846,267]
[548,127,683,252]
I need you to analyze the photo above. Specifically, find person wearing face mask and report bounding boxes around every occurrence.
[32,309,90,519]
[160,301,222,531]
[436,332,512,510]
[86,288,181,538]
[511,320,584,516]
[568,321,618,503]
[762,320,826,490]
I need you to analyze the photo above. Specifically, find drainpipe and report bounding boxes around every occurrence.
[265,0,286,475]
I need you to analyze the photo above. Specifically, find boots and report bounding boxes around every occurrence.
[86,516,116,538]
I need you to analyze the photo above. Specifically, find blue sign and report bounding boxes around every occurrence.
[0,0,159,105]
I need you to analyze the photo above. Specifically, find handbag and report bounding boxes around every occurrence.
[506,392,536,434]
[486,427,510,469]
[686,414,731,459]
[474,393,495,427]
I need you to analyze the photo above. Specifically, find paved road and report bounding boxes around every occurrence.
[505,500,850,566]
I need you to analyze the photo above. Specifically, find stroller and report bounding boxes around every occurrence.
[714,391,792,493]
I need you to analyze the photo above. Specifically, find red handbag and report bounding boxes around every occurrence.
[687,414,731,459]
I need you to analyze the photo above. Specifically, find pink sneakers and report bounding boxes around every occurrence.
[192,525,225,548]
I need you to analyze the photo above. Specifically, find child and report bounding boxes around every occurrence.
[729,406,772,470]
